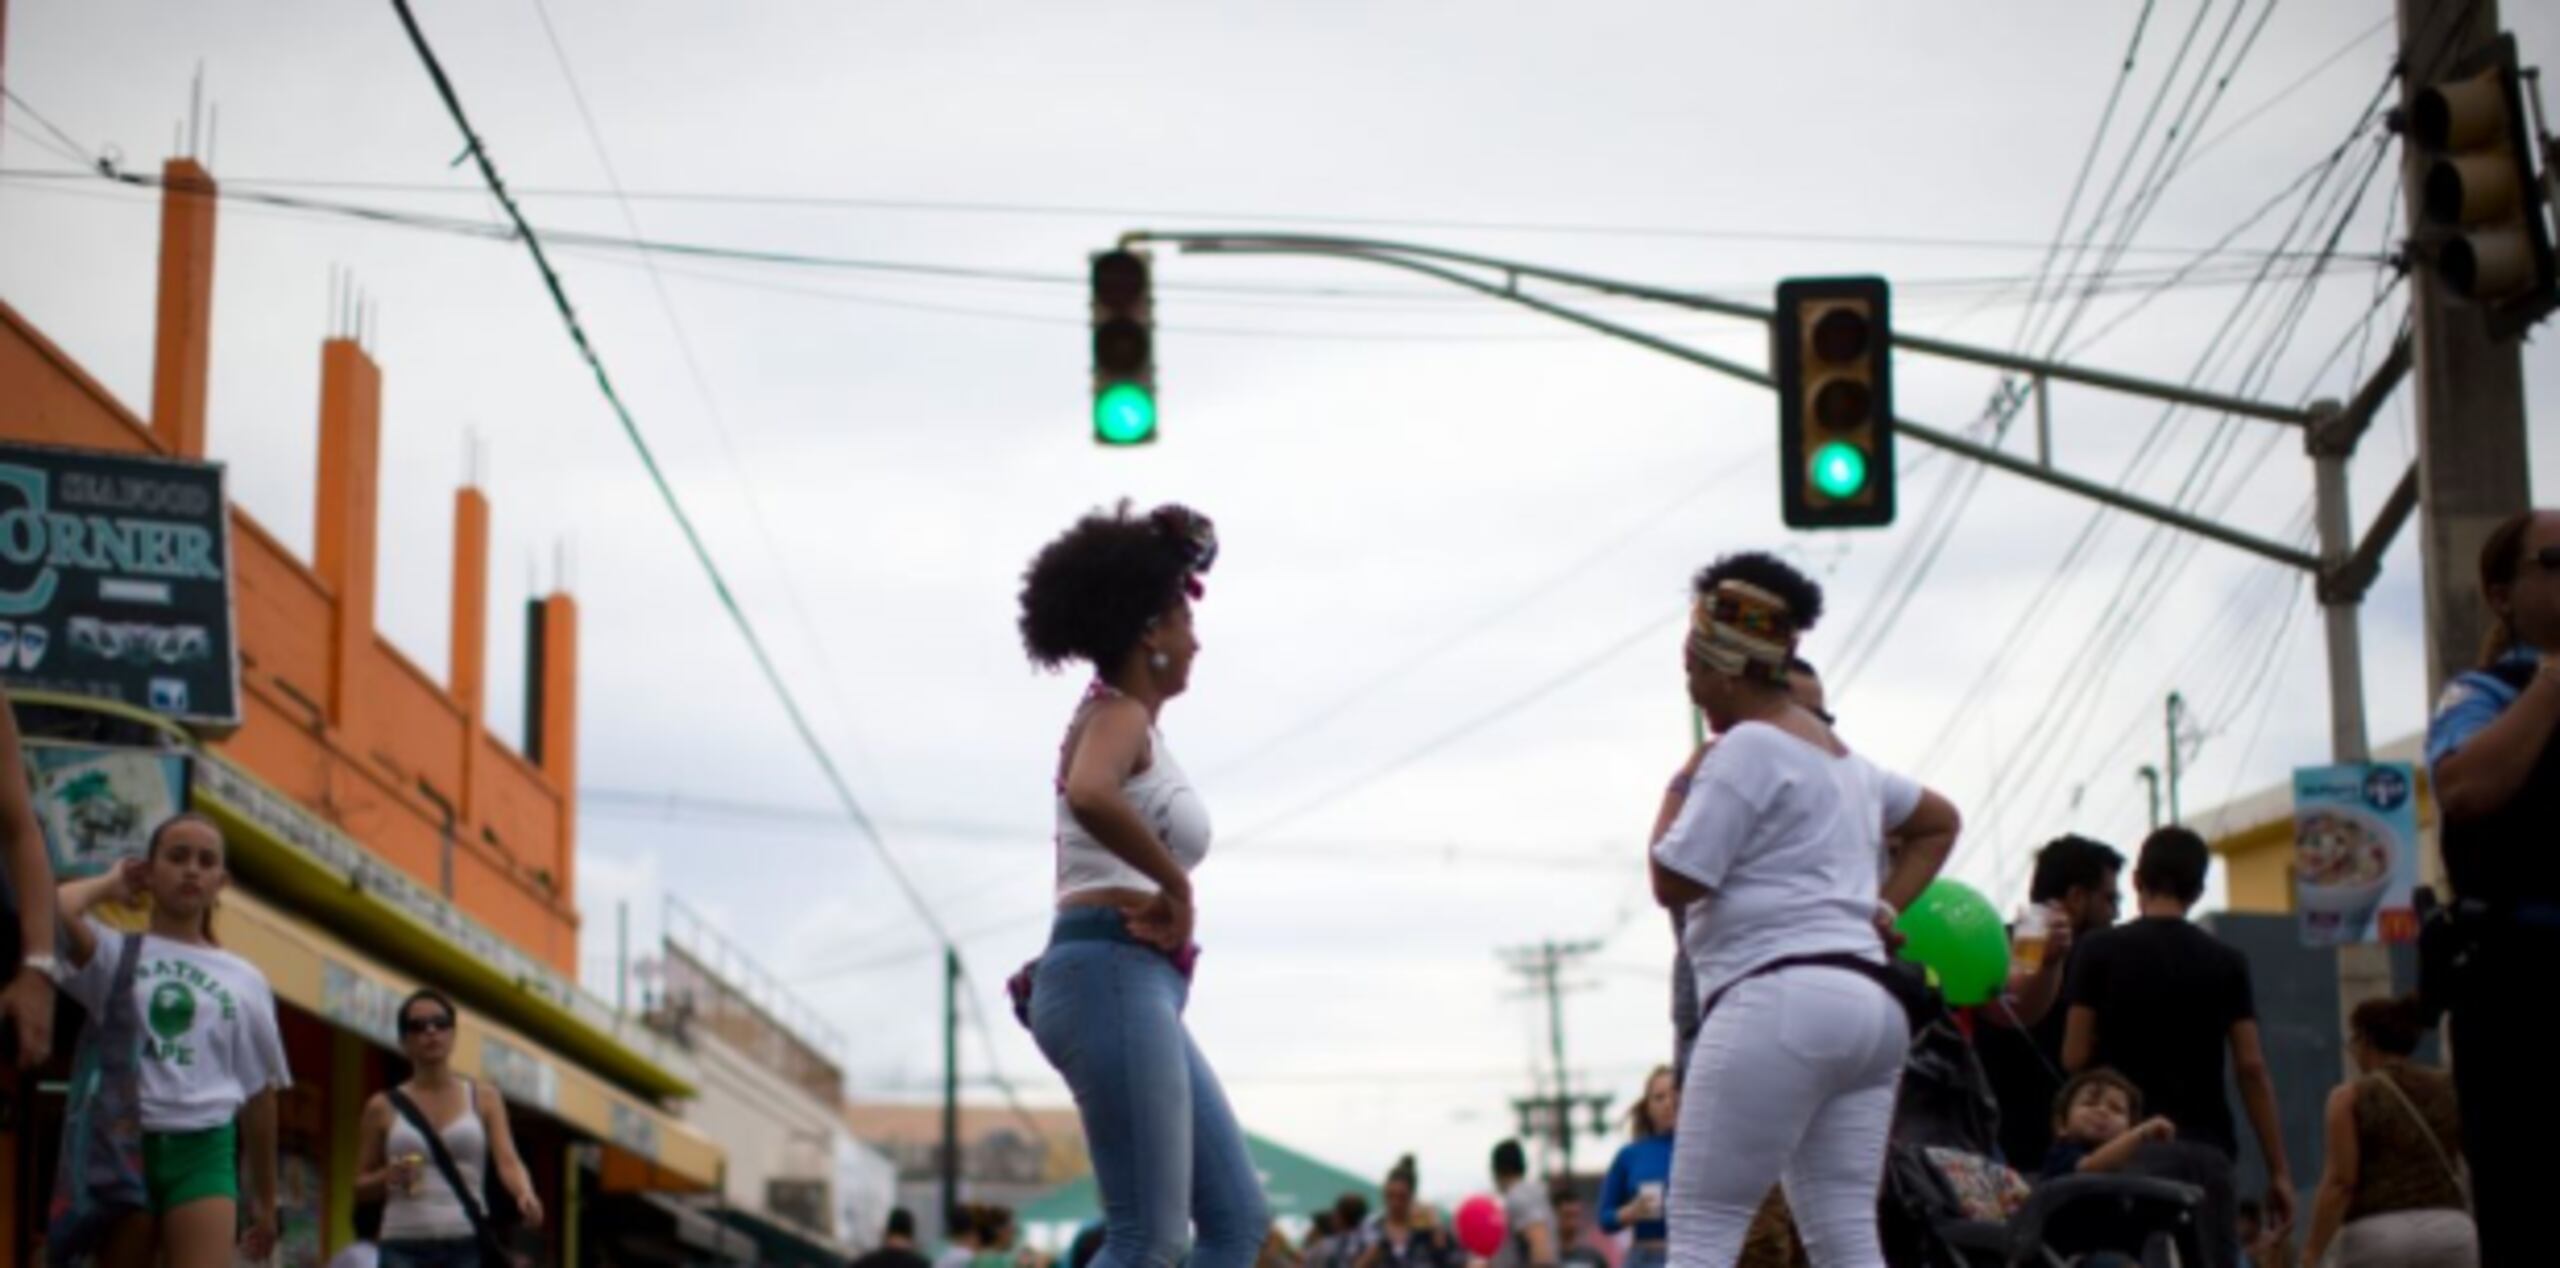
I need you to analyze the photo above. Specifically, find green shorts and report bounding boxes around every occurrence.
[142,1122,238,1213]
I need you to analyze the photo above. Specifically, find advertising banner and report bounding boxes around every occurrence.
[2293,761,2420,946]
[0,440,237,725]
[25,740,191,878]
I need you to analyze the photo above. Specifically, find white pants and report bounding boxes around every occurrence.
[2330,1209,2477,1267]
[1668,965,1906,1268]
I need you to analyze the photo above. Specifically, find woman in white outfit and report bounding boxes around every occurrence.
[355,989,545,1268]
[1648,553,1961,1268]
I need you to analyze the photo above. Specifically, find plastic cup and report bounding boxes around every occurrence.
[2012,905,2050,975]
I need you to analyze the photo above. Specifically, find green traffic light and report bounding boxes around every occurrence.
[1094,383,1157,445]
[1810,442,1869,499]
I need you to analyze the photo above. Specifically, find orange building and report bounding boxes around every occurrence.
[0,158,726,1265]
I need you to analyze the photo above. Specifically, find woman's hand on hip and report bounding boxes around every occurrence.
[1127,888,1194,953]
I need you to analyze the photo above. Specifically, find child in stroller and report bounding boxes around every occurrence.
[1880,1018,2209,1266]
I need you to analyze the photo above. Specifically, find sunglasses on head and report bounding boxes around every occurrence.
[400,1013,455,1036]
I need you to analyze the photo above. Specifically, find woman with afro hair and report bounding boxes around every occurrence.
[1015,501,1267,1268]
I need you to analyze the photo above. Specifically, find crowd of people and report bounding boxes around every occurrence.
[2,487,2540,1268]
[1006,502,2558,1268]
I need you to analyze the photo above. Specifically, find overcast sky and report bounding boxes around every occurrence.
[6,0,2558,1205]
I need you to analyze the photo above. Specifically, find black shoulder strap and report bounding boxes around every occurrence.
[387,1084,498,1251]
[2485,660,2539,691]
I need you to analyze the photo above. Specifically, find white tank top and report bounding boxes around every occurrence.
[383,1082,488,1242]
[1056,713,1213,900]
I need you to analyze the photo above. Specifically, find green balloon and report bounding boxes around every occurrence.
[1894,879,2010,1006]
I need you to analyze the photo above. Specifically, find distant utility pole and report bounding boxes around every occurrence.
[942,948,961,1235]
[2138,766,2163,832]
[1499,939,1603,1178]
[2164,693,2192,826]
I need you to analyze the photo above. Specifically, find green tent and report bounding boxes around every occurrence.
[1020,1131,1379,1225]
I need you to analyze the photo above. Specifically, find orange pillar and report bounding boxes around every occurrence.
[312,338,381,735]
[535,590,579,935]
[450,486,490,825]
[149,157,218,458]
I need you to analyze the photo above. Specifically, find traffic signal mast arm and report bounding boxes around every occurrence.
[1130,231,2413,587]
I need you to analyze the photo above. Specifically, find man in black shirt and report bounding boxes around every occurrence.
[1976,834,2123,1169]
[852,1208,933,1268]
[2064,828,2294,1234]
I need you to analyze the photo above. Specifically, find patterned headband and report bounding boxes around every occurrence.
[1687,579,1798,685]
[1149,503,1217,599]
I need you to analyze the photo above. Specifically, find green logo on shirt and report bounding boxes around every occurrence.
[147,981,195,1040]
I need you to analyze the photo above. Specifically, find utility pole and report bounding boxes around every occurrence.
[942,947,961,1237]
[2164,693,2189,826]
[1500,939,1602,1179]
[2397,0,2537,794]
[2388,0,2538,1075]
[2138,766,2163,832]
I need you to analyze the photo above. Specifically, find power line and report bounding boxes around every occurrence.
[525,0,900,808]
[1197,447,1762,780]
[1223,604,1678,848]
[383,0,929,931]
[52,164,2401,260]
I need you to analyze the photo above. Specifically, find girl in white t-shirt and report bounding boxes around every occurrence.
[1648,556,1962,1268]
[58,813,290,1268]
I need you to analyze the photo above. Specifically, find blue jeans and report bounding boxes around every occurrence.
[1031,908,1266,1268]
[379,1239,482,1268]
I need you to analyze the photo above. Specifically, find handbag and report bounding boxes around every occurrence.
[46,930,149,1266]
[2366,1069,2472,1212]
[387,1084,516,1267]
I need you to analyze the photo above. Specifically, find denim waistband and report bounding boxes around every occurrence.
[1051,905,1144,946]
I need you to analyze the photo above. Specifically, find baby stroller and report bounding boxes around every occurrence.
[1880,1017,2208,1267]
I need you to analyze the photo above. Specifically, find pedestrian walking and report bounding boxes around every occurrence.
[1649,553,1962,1267]
[0,685,58,1071]
[355,988,545,1268]
[1488,1140,1556,1268]
[1595,1067,1674,1268]
[1352,1157,1459,1268]
[56,813,288,1268]
[2423,506,2560,1268]
[1552,1183,1614,1268]
[2064,827,2292,1264]
[854,1208,933,1268]
[1016,502,1266,1268]
[937,1206,984,1268]
[2299,996,2475,1268]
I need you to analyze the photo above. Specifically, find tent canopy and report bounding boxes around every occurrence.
[1020,1132,1379,1225]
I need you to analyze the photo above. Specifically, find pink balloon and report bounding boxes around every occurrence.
[1455,1195,1507,1258]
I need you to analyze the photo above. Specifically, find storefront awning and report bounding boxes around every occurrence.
[217,885,723,1191]
[190,752,696,1102]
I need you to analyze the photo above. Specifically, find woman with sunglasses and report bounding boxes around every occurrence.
[2424,506,2560,1268]
[355,989,544,1268]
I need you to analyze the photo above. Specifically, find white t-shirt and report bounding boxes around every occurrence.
[1651,723,1923,1000]
[1490,1179,1556,1268]
[324,1244,380,1268]
[61,921,293,1132]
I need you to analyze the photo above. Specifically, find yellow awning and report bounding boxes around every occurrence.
[215,886,722,1191]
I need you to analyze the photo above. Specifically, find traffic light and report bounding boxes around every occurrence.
[2409,33,2557,339]
[1091,248,1157,445]
[1774,276,1895,529]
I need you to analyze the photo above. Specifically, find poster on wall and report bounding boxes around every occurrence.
[0,440,238,726]
[2293,761,2420,946]
[24,740,190,877]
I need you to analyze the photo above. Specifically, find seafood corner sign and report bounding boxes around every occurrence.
[2293,762,2420,948]
[0,441,237,727]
